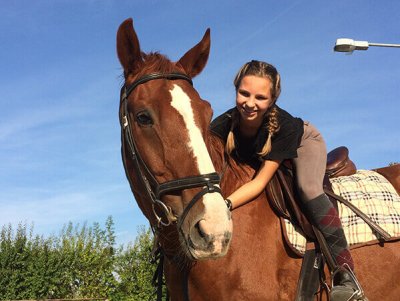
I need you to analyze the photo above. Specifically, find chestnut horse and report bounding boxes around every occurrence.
[117,19,400,300]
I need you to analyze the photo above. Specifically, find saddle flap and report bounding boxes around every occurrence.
[266,174,290,220]
[265,167,316,241]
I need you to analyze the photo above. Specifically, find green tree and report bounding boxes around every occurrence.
[0,224,15,299]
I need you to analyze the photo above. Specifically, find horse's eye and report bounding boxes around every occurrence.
[135,110,153,126]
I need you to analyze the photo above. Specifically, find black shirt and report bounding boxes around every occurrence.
[210,105,304,161]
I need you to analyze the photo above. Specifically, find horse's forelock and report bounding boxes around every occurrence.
[135,52,179,77]
[121,52,181,91]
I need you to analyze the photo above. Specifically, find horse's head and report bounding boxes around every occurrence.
[116,19,232,260]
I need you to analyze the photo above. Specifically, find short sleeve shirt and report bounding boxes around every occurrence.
[210,105,304,162]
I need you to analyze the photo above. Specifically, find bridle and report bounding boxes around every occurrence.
[119,72,223,230]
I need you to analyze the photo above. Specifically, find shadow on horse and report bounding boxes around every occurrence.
[116,18,400,300]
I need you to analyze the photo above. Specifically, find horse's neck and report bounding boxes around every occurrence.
[188,134,291,298]
[167,133,297,300]
[214,146,279,259]
[207,134,226,175]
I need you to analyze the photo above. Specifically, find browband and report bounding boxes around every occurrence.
[122,72,193,101]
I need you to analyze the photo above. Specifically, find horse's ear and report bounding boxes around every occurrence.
[116,18,142,76]
[178,29,210,78]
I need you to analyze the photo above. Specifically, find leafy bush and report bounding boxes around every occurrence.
[114,226,158,301]
[0,217,159,301]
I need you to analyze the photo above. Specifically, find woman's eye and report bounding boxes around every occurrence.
[135,111,153,126]
[238,90,250,97]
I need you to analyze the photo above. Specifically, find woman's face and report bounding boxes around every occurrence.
[236,75,274,128]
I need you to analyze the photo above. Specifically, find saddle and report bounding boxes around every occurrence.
[266,146,356,241]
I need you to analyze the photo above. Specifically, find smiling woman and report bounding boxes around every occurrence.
[236,75,273,131]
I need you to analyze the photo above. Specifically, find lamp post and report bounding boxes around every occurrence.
[334,38,400,53]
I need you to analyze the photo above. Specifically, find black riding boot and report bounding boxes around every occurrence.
[330,264,367,301]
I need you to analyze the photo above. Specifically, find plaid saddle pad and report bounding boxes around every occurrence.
[283,169,400,255]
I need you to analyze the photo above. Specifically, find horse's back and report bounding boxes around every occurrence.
[375,163,400,195]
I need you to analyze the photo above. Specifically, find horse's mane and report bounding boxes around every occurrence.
[209,134,259,189]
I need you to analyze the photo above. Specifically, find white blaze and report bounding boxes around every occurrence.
[169,85,215,174]
[170,84,231,253]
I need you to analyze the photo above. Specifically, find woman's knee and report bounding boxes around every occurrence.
[297,182,324,201]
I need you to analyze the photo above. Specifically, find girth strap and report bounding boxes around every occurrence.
[295,245,325,301]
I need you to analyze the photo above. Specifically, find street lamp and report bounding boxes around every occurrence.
[334,38,400,53]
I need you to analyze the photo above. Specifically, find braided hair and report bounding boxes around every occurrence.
[226,60,281,157]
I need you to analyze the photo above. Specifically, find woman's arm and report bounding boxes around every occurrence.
[227,159,281,209]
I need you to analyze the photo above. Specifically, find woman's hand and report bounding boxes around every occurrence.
[227,159,281,210]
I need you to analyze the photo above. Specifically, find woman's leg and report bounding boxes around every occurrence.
[294,123,366,300]
[293,122,354,270]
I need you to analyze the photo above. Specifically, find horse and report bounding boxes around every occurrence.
[116,18,400,300]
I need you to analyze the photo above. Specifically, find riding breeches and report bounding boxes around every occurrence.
[292,121,326,201]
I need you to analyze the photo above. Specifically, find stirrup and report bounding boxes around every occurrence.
[330,264,367,301]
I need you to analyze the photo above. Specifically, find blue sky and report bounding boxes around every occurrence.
[1,1,399,246]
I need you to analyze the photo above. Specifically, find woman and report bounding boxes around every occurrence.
[210,60,365,301]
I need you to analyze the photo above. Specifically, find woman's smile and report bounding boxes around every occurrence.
[241,106,258,116]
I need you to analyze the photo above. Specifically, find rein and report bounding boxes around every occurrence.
[120,72,223,229]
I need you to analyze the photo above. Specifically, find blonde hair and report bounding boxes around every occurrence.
[226,60,281,157]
